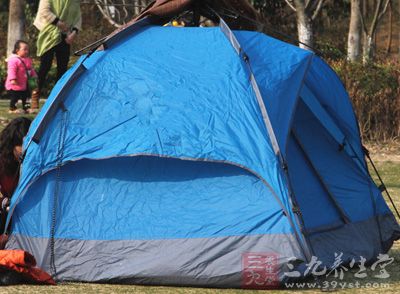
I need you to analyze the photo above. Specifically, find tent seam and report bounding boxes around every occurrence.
[217,17,312,263]
[7,153,295,235]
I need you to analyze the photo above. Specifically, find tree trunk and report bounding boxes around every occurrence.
[359,0,390,63]
[294,0,314,50]
[362,33,373,63]
[348,0,362,61]
[297,16,314,50]
[7,0,25,57]
[385,1,392,54]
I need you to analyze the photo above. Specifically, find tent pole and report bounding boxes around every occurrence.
[215,11,314,262]
[363,146,400,220]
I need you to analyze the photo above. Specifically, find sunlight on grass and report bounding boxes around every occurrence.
[0,100,44,131]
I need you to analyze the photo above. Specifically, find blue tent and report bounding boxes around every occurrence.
[5,19,400,288]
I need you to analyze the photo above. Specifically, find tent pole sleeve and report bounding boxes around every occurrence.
[300,86,368,176]
[291,130,351,224]
[300,86,346,147]
[218,18,281,159]
[218,17,313,262]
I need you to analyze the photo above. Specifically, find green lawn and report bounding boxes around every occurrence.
[0,100,399,293]
[0,100,42,130]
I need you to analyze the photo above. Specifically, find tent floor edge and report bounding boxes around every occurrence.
[309,213,400,267]
[6,233,306,288]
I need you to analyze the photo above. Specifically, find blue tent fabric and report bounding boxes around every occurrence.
[5,23,400,288]
[236,31,313,154]
[304,56,366,166]
[13,157,293,240]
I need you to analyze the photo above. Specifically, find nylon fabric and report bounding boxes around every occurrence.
[304,56,365,165]
[12,157,292,240]
[6,233,304,286]
[291,100,391,223]
[309,213,400,266]
[235,31,313,153]
[10,27,301,237]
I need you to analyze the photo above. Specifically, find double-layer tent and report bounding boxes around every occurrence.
[4,8,400,288]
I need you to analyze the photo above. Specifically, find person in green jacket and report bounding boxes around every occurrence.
[34,0,82,94]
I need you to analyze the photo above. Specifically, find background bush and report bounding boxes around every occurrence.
[332,59,400,142]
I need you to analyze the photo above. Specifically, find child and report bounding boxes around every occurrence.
[5,40,37,114]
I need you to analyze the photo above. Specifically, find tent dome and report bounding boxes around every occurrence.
[5,22,400,288]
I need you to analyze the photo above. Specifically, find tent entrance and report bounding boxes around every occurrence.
[287,99,358,234]
[299,86,366,174]
[290,129,351,227]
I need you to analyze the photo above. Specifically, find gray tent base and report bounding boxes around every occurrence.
[6,212,399,288]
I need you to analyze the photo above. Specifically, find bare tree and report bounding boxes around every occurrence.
[359,0,391,63]
[385,0,393,54]
[93,0,152,28]
[283,0,325,50]
[7,0,25,56]
[348,0,362,61]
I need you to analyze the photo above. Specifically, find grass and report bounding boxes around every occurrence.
[0,100,399,293]
[0,100,38,129]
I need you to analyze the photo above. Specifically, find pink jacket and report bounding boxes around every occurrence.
[5,54,37,91]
